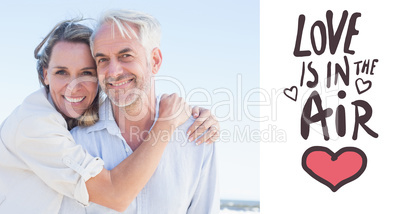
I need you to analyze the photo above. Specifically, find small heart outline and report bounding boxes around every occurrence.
[284,86,298,101]
[355,78,372,94]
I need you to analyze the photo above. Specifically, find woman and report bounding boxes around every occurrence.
[0,19,219,213]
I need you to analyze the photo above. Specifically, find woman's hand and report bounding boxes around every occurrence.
[158,94,192,129]
[187,107,220,145]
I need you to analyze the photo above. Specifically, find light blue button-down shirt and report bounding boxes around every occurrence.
[60,97,220,214]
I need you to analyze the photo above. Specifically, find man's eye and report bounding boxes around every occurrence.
[98,58,107,63]
[120,54,133,62]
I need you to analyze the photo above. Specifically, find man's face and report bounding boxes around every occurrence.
[93,22,152,107]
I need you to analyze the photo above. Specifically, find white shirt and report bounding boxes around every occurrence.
[0,88,104,214]
[61,97,220,214]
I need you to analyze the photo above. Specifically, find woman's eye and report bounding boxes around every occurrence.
[55,70,67,75]
[82,71,95,76]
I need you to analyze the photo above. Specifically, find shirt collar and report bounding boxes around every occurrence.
[85,95,161,135]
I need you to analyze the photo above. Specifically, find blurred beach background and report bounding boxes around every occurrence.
[220,200,260,213]
[0,0,260,212]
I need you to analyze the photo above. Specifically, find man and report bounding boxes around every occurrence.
[64,10,220,213]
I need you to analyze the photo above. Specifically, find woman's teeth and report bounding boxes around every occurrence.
[65,96,85,103]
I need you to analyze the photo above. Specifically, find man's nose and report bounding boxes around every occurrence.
[107,58,124,78]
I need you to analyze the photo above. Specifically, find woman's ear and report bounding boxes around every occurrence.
[151,48,162,75]
[43,68,49,85]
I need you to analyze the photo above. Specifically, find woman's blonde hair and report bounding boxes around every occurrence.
[34,19,102,130]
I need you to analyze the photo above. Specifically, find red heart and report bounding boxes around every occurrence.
[302,146,367,192]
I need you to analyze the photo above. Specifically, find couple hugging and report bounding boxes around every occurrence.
[0,9,220,214]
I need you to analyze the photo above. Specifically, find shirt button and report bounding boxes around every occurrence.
[125,148,130,153]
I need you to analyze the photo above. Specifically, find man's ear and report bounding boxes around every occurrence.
[151,47,162,75]
[43,68,49,85]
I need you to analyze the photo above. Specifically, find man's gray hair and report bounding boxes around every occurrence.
[90,9,161,57]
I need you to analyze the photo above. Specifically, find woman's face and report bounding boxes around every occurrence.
[44,41,98,119]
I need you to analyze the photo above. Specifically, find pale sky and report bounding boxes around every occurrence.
[0,0,260,201]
